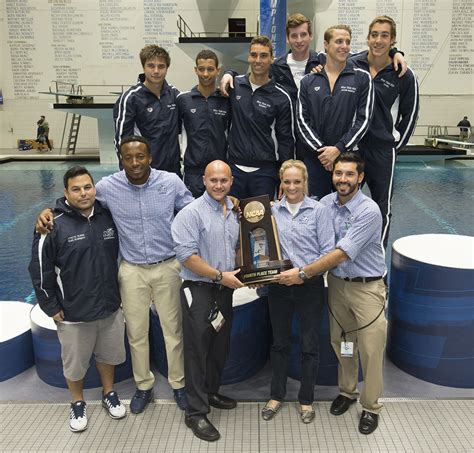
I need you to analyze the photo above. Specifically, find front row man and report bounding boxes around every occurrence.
[35,136,192,414]
[277,152,387,435]
[172,161,244,442]
[29,166,127,432]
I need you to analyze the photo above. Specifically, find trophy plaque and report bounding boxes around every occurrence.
[237,195,292,285]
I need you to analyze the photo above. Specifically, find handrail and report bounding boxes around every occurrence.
[40,82,133,100]
[180,31,256,37]
[177,14,195,38]
[177,14,256,39]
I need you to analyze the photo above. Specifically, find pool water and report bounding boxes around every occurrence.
[0,162,117,303]
[0,160,473,302]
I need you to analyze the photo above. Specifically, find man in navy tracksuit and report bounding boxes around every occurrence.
[270,13,323,102]
[221,14,320,163]
[114,45,181,176]
[297,25,374,200]
[177,50,231,198]
[352,16,419,249]
[29,166,126,432]
[270,14,324,161]
[227,35,294,200]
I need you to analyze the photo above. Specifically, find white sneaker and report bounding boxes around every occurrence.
[102,390,126,419]
[69,401,87,432]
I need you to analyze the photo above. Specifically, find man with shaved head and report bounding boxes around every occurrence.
[172,160,244,442]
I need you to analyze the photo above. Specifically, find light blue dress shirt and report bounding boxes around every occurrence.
[172,191,240,282]
[272,196,335,268]
[96,168,194,264]
[320,190,387,278]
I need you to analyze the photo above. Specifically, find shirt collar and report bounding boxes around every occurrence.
[121,167,154,187]
[191,85,220,98]
[334,188,364,212]
[203,190,233,213]
[65,199,95,218]
[243,74,275,90]
[275,195,312,212]
[138,75,171,95]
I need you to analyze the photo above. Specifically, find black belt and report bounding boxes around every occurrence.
[342,276,383,283]
[142,256,176,266]
[185,280,222,289]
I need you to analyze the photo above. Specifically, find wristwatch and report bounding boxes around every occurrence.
[214,270,223,283]
[298,267,309,281]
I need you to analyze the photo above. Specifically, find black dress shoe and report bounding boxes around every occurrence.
[185,416,220,442]
[208,393,237,410]
[330,395,356,416]
[359,410,378,435]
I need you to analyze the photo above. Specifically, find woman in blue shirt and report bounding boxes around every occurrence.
[261,160,334,423]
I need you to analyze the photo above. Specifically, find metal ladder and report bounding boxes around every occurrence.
[57,82,83,155]
[66,113,81,155]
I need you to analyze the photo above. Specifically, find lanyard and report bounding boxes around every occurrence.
[327,302,385,343]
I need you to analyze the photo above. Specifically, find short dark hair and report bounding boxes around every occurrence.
[334,152,365,174]
[63,166,94,189]
[368,15,397,43]
[250,35,273,57]
[139,45,171,67]
[286,13,312,36]
[195,49,219,67]
[119,135,151,155]
[41,115,45,119]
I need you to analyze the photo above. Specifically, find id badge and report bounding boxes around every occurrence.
[341,341,354,358]
[211,311,225,332]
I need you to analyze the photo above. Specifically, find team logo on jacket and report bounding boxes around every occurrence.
[67,234,86,243]
[103,228,116,240]
[236,95,241,100]
[314,87,320,92]
[341,85,356,93]
[190,109,196,113]
[147,107,153,112]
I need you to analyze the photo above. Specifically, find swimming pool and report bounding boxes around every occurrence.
[0,159,473,302]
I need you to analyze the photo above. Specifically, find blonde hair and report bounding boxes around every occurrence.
[324,24,352,43]
[279,160,309,195]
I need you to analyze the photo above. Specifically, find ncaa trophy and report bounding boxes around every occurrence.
[237,195,292,285]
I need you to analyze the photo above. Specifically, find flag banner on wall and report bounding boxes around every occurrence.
[260,0,287,58]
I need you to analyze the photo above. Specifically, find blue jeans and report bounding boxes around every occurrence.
[268,277,325,405]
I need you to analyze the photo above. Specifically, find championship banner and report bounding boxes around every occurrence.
[260,0,287,58]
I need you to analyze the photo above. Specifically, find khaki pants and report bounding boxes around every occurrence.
[118,259,184,390]
[328,274,387,414]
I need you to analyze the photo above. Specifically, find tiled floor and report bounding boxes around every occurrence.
[1,399,472,452]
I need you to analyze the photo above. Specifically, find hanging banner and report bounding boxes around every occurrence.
[260,0,287,58]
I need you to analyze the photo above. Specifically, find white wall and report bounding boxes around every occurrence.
[0,0,472,150]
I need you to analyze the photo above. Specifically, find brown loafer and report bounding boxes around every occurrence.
[261,401,282,421]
